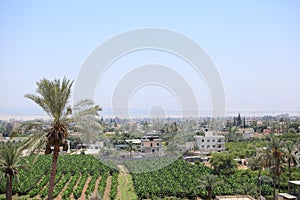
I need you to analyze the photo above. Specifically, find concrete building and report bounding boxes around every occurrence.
[238,128,254,139]
[141,133,163,154]
[195,131,225,153]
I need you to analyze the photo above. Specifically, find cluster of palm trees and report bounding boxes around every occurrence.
[0,77,101,200]
[248,137,300,200]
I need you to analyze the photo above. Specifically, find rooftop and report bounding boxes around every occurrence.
[289,180,300,186]
[278,193,298,200]
[216,195,256,200]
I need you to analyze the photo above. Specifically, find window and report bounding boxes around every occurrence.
[157,143,160,146]
[202,145,204,148]
[207,139,210,142]
[213,145,215,148]
[212,139,215,142]
[202,139,204,142]
[150,143,153,147]
[207,145,210,148]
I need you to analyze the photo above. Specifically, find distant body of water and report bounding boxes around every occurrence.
[1,108,299,121]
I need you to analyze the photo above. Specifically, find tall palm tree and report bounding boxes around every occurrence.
[25,77,101,200]
[285,141,299,181]
[247,155,264,188]
[261,137,285,200]
[0,143,29,200]
[198,174,223,200]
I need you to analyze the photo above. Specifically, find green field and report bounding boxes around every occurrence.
[0,154,119,200]
[1,153,300,200]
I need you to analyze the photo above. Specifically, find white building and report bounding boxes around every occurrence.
[195,131,225,153]
[238,128,254,139]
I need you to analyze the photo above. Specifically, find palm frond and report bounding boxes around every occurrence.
[25,77,73,123]
[70,99,102,143]
[0,143,29,178]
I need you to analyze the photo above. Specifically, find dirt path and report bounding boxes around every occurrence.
[93,176,101,195]
[79,176,91,200]
[116,165,138,200]
[116,169,127,200]
[118,165,129,173]
[103,176,112,200]
[116,165,128,199]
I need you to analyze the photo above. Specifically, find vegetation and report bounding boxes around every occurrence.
[225,139,266,158]
[0,143,29,200]
[109,171,118,200]
[210,153,237,175]
[117,169,138,200]
[0,154,117,200]
[198,174,223,200]
[25,77,101,200]
[125,158,274,199]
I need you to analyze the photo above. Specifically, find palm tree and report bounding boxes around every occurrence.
[125,141,134,158]
[261,137,285,200]
[248,155,264,188]
[285,141,299,181]
[237,181,257,197]
[198,174,223,200]
[25,77,101,200]
[0,143,29,200]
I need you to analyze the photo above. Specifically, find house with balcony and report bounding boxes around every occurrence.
[195,131,225,154]
[141,133,163,155]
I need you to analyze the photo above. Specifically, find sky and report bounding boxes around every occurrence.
[0,1,300,119]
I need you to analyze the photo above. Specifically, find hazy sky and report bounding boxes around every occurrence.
[1,1,300,118]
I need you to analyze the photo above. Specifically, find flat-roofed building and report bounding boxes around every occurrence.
[141,133,163,154]
[195,131,225,153]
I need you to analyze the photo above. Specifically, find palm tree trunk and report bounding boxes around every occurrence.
[288,159,291,181]
[257,168,262,187]
[48,142,60,200]
[208,189,212,200]
[278,175,281,193]
[6,174,13,200]
[273,173,276,200]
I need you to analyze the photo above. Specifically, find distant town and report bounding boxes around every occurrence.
[1,113,299,159]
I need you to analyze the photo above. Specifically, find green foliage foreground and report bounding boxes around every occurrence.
[0,154,117,199]
[126,158,274,199]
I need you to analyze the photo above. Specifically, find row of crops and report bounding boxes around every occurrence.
[0,154,278,199]
[0,154,118,200]
[126,158,274,199]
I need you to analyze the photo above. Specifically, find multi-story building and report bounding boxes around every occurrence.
[195,131,225,153]
[141,133,163,154]
[238,128,254,139]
